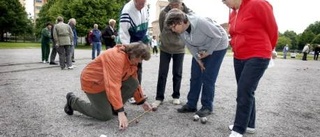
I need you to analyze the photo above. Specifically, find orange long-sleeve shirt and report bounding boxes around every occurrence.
[80,45,145,111]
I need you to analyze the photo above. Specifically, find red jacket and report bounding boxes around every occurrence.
[228,0,278,59]
[80,45,145,112]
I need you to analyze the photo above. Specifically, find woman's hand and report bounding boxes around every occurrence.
[142,102,153,111]
[196,59,205,72]
[118,112,128,130]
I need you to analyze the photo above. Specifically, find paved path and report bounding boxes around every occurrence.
[0,49,319,137]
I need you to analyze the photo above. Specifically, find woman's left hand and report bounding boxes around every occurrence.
[142,102,153,111]
[198,51,209,59]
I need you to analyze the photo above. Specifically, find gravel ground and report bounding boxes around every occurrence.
[0,49,319,137]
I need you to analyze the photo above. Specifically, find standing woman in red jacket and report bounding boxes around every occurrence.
[222,0,278,137]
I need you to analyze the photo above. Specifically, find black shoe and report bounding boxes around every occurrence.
[72,60,75,63]
[177,105,197,113]
[64,92,75,115]
[195,107,212,117]
[49,62,58,65]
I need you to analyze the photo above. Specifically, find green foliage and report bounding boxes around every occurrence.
[305,21,320,35]
[36,0,127,37]
[311,34,320,45]
[0,0,33,41]
[276,36,291,51]
[298,31,316,50]
[282,30,298,50]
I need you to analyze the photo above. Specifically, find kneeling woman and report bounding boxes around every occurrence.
[64,42,153,130]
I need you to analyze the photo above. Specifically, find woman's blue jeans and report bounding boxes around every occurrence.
[232,57,269,134]
[186,48,227,111]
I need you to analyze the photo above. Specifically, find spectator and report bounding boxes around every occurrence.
[102,19,117,50]
[89,24,102,60]
[151,36,158,56]
[68,18,77,63]
[41,22,52,63]
[314,45,320,60]
[283,44,289,59]
[302,44,310,61]
[52,16,74,70]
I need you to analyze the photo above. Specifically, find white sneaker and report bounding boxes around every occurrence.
[68,65,75,69]
[152,100,162,108]
[229,131,243,137]
[128,97,136,104]
[229,125,255,134]
[172,98,180,105]
[43,60,46,63]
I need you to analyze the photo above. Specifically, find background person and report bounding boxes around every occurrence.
[102,19,117,50]
[68,18,77,63]
[64,42,153,130]
[52,16,74,70]
[283,44,289,59]
[222,0,278,136]
[41,22,52,63]
[89,24,102,60]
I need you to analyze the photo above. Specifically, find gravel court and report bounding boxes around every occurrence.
[0,48,319,137]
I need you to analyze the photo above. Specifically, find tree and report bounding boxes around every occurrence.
[276,36,291,51]
[36,0,127,38]
[282,30,298,50]
[0,0,33,41]
[311,34,320,45]
[305,21,320,35]
[298,31,316,50]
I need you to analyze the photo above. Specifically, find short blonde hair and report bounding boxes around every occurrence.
[68,18,76,25]
[109,19,116,24]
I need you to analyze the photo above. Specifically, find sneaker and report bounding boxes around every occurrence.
[195,107,212,117]
[68,65,74,69]
[177,104,197,113]
[128,97,136,104]
[228,125,256,134]
[64,92,75,115]
[229,131,243,137]
[42,60,46,63]
[49,62,58,65]
[172,98,180,105]
[152,100,163,108]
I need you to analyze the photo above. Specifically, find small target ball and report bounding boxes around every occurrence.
[200,117,207,124]
[193,115,200,121]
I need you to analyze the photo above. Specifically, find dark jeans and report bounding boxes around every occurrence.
[186,49,227,111]
[50,44,57,63]
[71,77,138,121]
[302,52,308,61]
[232,57,269,134]
[41,43,50,61]
[155,51,184,101]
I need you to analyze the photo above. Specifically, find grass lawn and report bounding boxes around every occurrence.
[0,42,316,60]
[0,42,91,49]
